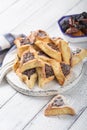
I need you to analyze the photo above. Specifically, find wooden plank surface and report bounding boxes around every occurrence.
[69,108,87,130]
[11,0,81,35]
[0,0,49,34]
[0,93,52,130]
[20,73,87,130]
[0,79,16,108]
[0,0,19,13]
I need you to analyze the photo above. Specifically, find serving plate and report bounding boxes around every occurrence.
[4,46,87,96]
[6,63,84,96]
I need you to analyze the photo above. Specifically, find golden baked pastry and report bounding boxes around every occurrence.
[16,68,37,89]
[28,30,51,43]
[14,37,30,57]
[51,37,62,46]
[36,61,54,87]
[13,56,20,72]
[50,60,71,85]
[44,95,76,116]
[71,48,87,66]
[19,46,43,72]
[50,60,65,85]
[59,39,71,65]
[14,37,31,48]
[35,40,62,62]
[37,50,51,62]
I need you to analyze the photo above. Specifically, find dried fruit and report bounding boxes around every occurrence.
[60,12,87,36]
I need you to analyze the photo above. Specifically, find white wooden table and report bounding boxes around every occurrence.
[0,0,87,130]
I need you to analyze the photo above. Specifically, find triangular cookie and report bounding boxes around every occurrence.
[19,46,43,72]
[36,61,54,87]
[35,40,62,62]
[44,95,75,116]
[28,29,50,43]
[14,37,30,57]
[71,48,87,66]
[50,60,71,85]
[59,39,71,65]
[16,68,37,89]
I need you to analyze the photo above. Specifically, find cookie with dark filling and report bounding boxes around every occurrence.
[50,60,65,85]
[16,68,37,89]
[60,62,71,77]
[20,46,43,72]
[37,50,51,62]
[59,39,71,65]
[14,37,31,57]
[36,61,54,87]
[44,95,76,116]
[14,37,31,47]
[71,48,87,66]
[50,60,71,85]
[28,30,50,44]
[35,40,62,62]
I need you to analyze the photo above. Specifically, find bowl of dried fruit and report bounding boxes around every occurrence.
[58,12,87,45]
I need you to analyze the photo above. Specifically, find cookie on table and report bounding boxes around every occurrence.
[44,95,76,116]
